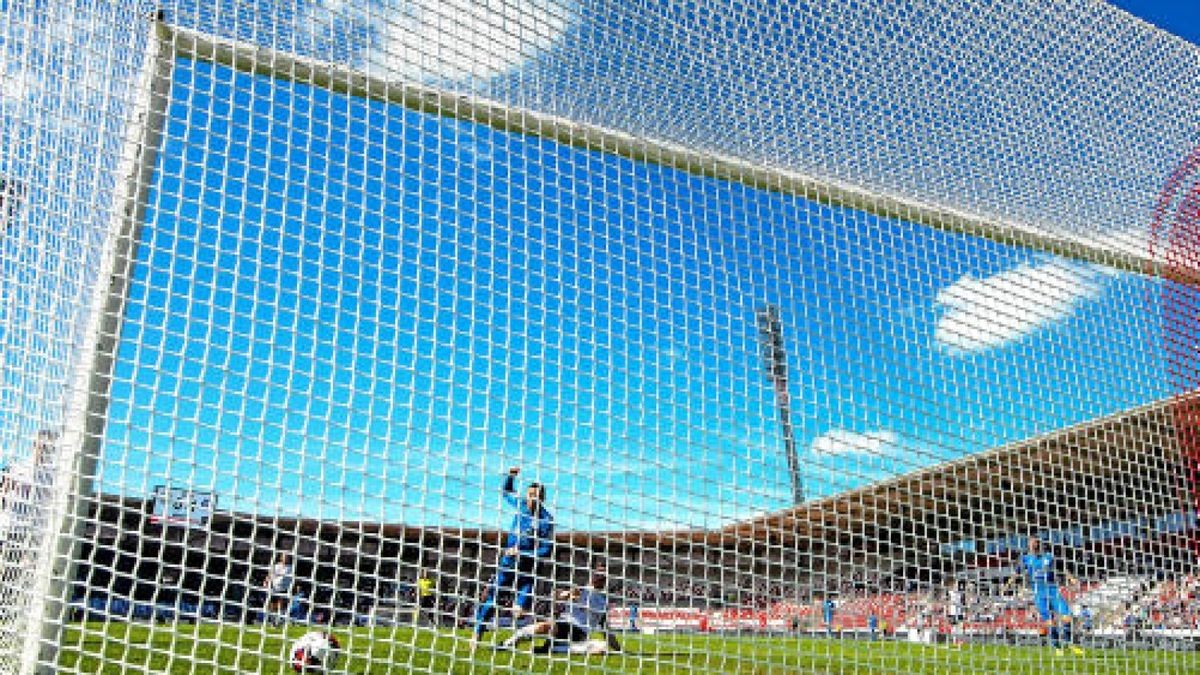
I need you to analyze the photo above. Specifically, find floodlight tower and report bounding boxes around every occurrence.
[757,304,803,505]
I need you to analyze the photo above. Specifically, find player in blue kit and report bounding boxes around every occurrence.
[471,467,555,649]
[1004,536,1084,655]
[820,596,836,637]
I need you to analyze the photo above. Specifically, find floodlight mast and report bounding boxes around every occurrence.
[758,305,803,505]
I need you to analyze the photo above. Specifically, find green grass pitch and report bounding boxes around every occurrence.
[57,623,1200,673]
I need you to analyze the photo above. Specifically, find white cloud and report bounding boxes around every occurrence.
[0,13,130,130]
[0,64,33,105]
[294,0,576,84]
[934,261,1104,352]
[810,429,897,456]
[293,0,354,48]
[0,23,38,110]
[366,0,574,83]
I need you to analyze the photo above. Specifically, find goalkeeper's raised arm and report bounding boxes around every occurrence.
[501,467,521,509]
[500,467,555,559]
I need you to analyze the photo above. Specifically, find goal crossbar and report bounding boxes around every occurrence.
[160,21,1177,284]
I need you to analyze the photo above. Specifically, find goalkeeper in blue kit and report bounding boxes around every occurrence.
[472,467,555,647]
[1004,536,1084,656]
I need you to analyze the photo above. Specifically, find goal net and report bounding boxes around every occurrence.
[1,0,1199,672]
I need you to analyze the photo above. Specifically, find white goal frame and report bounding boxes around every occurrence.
[25,13,1184,674]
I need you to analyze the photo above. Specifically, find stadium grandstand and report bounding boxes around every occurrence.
[66,391,1200,647]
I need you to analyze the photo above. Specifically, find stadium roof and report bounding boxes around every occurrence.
[712,391,1195,549]
[551,391,1196,550]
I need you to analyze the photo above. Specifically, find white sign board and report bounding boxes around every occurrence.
[150,486,216,527]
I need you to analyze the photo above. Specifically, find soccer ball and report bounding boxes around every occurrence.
[290,631,341,672]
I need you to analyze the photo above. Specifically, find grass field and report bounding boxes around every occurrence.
[56,623,1200,673]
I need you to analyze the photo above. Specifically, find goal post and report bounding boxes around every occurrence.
[27,14,175,673]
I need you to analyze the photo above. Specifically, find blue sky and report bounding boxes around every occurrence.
[0,1,1195,532]
[96,52,1167,529]
[1110,1,1200,46]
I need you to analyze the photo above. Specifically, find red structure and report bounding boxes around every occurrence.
[1151,145,1200,559]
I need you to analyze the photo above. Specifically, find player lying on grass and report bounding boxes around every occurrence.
[1003,536,1084,656]
[497,566,620,655]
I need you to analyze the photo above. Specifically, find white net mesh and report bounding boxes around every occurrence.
[1,0,1199,672]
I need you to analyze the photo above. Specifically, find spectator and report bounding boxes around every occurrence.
[263,553,294,626]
